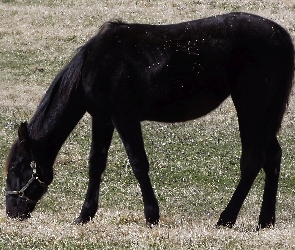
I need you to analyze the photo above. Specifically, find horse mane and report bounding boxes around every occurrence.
[29,20,128,132]
[29,49,86,130]
[98,19,126,34]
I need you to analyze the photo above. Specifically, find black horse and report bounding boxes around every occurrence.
[5,12,294,229]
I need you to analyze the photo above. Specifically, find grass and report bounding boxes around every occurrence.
[1,0,295,249]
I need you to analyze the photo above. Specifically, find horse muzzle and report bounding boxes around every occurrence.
[6,195,35,220]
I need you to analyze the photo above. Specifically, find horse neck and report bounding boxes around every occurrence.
[28,85,86,168]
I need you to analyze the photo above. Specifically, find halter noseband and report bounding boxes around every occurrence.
[6,161,47,203]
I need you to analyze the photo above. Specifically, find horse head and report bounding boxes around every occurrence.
[5,122,48,220]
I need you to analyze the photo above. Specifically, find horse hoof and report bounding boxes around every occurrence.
[144,206,159,227]
[74,216,91,225]
[258,212,275,230]
[257,221,275,231]
[216,218,235,228]
[145,215,159,228]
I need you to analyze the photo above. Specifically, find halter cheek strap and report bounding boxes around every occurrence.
[6,161,47,203]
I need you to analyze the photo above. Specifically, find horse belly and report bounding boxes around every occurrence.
[142,88,229,123]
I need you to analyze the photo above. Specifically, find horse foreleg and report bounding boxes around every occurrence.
[113,117,159,226]
[258,137,281,229]
[217,146,265,228]
[75,118,114,224]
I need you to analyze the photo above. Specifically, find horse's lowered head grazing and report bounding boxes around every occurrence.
[5,122,48,219]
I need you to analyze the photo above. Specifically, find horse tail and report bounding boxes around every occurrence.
[266,31,294,137]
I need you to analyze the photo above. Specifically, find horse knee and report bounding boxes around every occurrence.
[89,148,109,172]
[130,157,150,179]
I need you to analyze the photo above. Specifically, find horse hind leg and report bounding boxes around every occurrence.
[258,74,291,228]
[75,117,114,224]
[218,73,288,228]
[258,137,281,229]
[217,143,266,228]
[221,135,283,230]
[217,80,269,227]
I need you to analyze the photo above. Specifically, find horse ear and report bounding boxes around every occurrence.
[18,122,29,143]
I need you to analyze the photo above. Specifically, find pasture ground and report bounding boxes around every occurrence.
[0,0,295,249]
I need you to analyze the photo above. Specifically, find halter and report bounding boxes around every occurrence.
[6,161,47,203]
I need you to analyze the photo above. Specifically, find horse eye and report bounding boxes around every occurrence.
[10,163,22,175]
[10,166,19,174]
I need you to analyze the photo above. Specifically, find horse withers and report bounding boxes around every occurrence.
[5,12,294,229]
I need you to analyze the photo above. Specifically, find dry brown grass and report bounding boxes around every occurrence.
[1,0,295,249]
